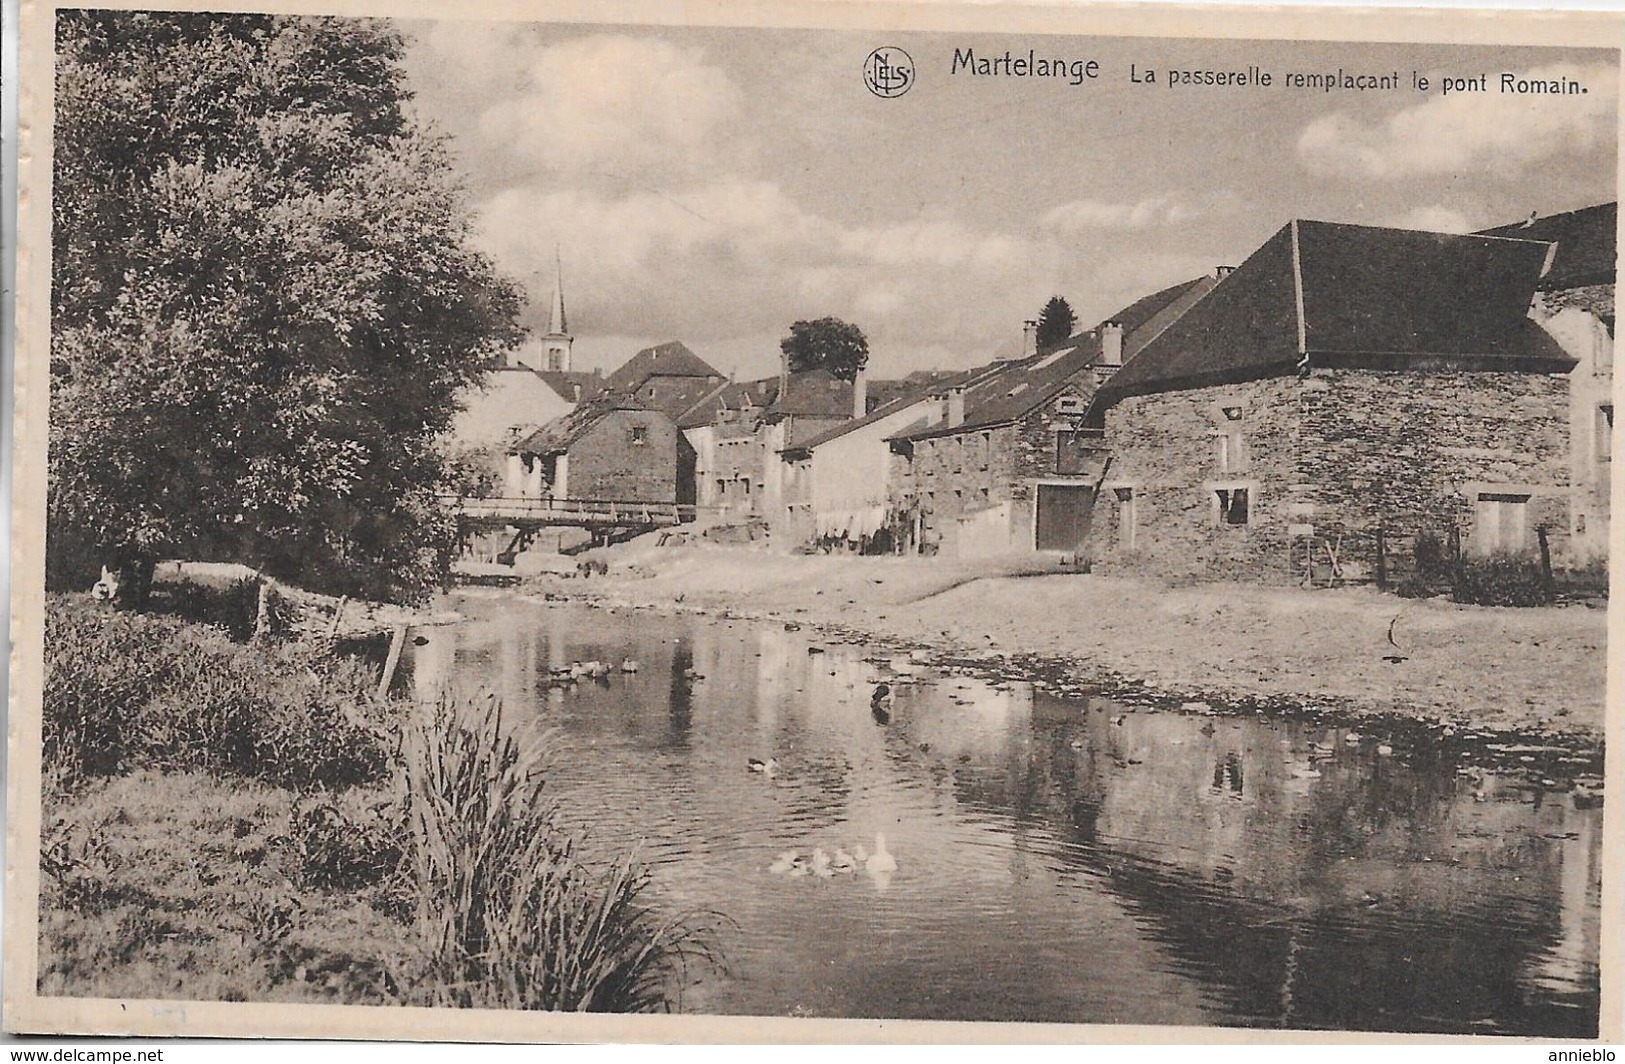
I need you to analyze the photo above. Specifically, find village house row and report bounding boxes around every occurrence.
[449,203,1616,583]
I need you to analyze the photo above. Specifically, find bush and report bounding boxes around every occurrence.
[400,696,720,1011]
[1451,552,1554,607]
[44,595,390,794]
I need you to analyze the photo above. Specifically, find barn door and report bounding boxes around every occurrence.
[1035,484,1093,553]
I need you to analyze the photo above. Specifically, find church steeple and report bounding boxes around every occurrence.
[541,248,572,372]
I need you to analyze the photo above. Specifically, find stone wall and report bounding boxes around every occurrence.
[1094,369,1572,583]
[568,409,687,504]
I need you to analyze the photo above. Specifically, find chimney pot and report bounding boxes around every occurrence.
[852,367,868,420]
[1214,265,1236,279]
[1022,320,1039,358]
[1100,322,1124,367]
[948,387,966,428]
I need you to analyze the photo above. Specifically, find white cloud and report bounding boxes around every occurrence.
[474,180,1061,372]
[1042,194,1205,232]
[1297,61,1617,180]
[1388,205,1473,233]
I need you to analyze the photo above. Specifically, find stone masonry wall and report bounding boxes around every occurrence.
[569,410,683,503]
[1093,370,1572,584]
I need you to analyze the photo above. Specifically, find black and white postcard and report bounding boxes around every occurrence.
[6,0,1622,1044]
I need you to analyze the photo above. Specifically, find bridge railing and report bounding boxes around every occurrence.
[443,495,711,524]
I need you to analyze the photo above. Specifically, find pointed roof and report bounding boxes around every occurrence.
[1095,219,1573,406]
[605,341,723,392]
[513,393,648,456]
[545,250,569,337]
[676,376,780,429]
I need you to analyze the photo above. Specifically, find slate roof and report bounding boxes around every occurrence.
[513,394,648,456]
[767,368,856,419]
[1478,202,1617,292]
[676,377,780,429]
[784,372,977,456]
[605,341,723,392]
[633,374,733,422]
[535,370,606,404]
[887,278,1220,444]
[1095,219,1574,406]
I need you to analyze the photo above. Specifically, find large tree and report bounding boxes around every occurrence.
[780,317,869,382]
[49,12,524,603]
[1035,296,1077,353]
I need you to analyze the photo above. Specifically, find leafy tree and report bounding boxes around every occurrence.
[49,11,524,604]
[780,317,869,382]
[1035,296,1077,352]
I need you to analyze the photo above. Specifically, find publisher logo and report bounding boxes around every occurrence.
[864,47,914,98]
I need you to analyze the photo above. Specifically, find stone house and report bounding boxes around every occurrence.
[778,376,967,550]
[886,279,1217,559]
[678,377,779,514]
[1087,219,1577,584]
[604,340,726,421]
[510,395,696,506]
[1481,202,1616,563]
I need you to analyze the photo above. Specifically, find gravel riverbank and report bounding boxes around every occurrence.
[518,540,1611,742]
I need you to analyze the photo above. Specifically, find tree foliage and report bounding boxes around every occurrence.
[780,317,869,382]
[1035,296,1077,353]
[50,11,524,602]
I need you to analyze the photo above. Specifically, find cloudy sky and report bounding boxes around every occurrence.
[401,22,1617,381]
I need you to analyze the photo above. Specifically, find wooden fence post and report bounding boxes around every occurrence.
[1374,528,1387,591]
[378,625,407,700]
[1537,525,1554,593]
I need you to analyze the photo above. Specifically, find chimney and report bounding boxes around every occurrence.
[1100,322,1123,367]
[572,383,582,402]
[1213,264,1236,279]
[779,346,790,408]
[947,387,966,428]
[925,393,945,426]
[1022,319,1039,358]
[852,367,867,419]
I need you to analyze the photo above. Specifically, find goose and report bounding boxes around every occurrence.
[768,851,798,875]
[853,843,869,864]
[620,658,640,673]
[811,848,835,878]
[866,833,897,875]
[747,757,779,775]
[787,858,811,878]
[831,847,856,873]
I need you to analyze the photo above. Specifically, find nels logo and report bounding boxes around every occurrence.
[864,47,914,98]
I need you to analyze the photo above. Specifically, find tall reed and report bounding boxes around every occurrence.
[399,695,719,1011]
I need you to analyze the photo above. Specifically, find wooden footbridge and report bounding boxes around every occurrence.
[447,495,698,529]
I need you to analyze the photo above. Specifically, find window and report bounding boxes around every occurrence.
[1221,405,1243,422]
[630,426,648,446]
[1476,492,1529,554]
[1055,395,1088,416]
[1114,486,1136,550]
[1597,404,1614,462]
[1214,486,1250,526]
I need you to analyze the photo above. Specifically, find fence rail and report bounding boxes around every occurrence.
[443,495,702,527]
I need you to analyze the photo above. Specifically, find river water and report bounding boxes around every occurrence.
[403,591,1601,1034]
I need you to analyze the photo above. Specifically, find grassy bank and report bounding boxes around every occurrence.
[38,595,715,1009]
[532,540,1610,738]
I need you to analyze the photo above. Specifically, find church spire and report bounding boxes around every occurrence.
[547,247,568,338]
[540,247,573,373]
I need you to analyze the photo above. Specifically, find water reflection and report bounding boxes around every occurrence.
[404,593,1601,1034]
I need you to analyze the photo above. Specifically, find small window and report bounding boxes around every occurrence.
[1056,395,1087,416]
[1597,404,1614,462]
[1215,487,1249,526]
[630,426,648,445]
[1222,405,1243,422]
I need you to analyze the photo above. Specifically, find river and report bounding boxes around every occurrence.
[402,591,1601,1034]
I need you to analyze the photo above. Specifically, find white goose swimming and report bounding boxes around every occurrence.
[866,833,897,875]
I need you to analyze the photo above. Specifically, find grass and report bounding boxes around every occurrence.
[38,593,719,1011]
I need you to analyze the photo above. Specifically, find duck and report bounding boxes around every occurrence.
[831,847,856,873]
[1109,714,1127,727]
[866,833,897,875]
[747,757,779,775]
[1376,743,1394,757]
[620,658,640,673]
[787,857,811,878]
[768,851,798,875]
